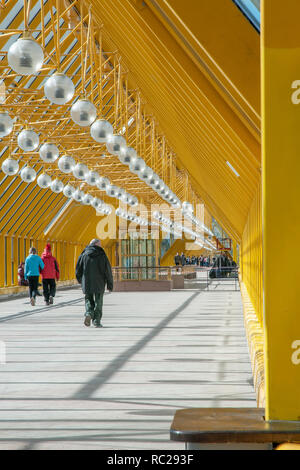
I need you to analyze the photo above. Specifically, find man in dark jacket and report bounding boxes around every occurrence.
[75,239,113,328]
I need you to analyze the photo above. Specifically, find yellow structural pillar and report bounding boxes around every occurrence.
[262,0,300,420]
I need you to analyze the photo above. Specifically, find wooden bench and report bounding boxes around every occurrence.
[170,408,300,450]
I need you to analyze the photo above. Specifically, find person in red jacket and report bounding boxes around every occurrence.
[40,243,60,306]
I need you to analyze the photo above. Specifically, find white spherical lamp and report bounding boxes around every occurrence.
[182,201,194,214]
[18,129,39,151]
[82,193,93,205]
[50,178,64,193]
[20,166,36,183]
[118,146,137,165]
[90,119,113,143]
[73,189,85,202]
[106,134,126,155]
[85,170,100,186]
[129,157,146,174]
[63,184,75,198]
[39,143,59,162]
[121,193,132,205]
[0,112,14,138]
[139,166,153,182]
[44,73,75,105]
[148,173,159,187]
[115,187,125,199]
[1,158,19,175]
[128,195,138,207]
[58,155,75,173]
[73,163,89,180]
[7,37,44,75]
[97,176,110,190]
[91,197,102,210]
[106,184,118,198]
[70,99,97,127]
[37,172,51,188]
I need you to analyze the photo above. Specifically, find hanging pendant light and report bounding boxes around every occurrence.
[58,155,75,173]
[82,193,93,205]
[39,143,59,162]
[37,173,51,188]
[85,170,100,186]
[18,129,39,151]
[0,112,14,138]
[129,157,146,175]
[106,184,118,198]
[118,146,137,165]
[63,184,75,198]
[70,99,97,127]
[97,176,110,190]
[121,193,132,205]
[128,196,138,207]
[182,201,194,214]
[139,166,153,182]
[44,73,75,105]
[50,178,64,193]
[106,134,126,155]
[91,197,103,210]
[73,163,89,180]
[90,119,113,143]
[1,158,19,175]
[20,166,36,183]
[7,35,44,76]
[73,189,85,202]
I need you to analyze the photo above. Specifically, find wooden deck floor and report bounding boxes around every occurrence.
[0,285,256,449]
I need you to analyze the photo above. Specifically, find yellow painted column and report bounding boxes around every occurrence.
[262,0,300,420]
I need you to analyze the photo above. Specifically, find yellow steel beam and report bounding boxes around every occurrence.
[262,0,300,421]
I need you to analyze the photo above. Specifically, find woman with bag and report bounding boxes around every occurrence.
[40,243,60,306]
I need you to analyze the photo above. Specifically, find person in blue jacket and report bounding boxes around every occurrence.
[24,247,44,306]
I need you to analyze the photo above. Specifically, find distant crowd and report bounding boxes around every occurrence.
[174,253,213,267]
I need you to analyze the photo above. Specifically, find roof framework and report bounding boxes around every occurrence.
[0,0,260,245]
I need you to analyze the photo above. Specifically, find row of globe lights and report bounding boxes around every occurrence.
[2,35,183,206]
[153,211,215,250]
[181,201,214,237]
[1,35,199,227]
[1,156,112,215]
[115,208,148,226]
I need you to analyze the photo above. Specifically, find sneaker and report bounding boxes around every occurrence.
[30,297,35,306]
[94,323,103,328]
[45,300,50,306]
[84,315,91,327]
[49,296,54,304]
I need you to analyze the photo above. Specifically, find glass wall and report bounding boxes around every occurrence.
[232,0,260,31]
[121,239,156,280]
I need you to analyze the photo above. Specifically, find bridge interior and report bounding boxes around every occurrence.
[0,0,299,450]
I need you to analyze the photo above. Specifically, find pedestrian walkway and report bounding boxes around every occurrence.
[0,287,256,450]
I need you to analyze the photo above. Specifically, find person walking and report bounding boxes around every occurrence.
[24,247,44,306]
[75,239,113,328]
[41,243,60,306]
[174,252,181,266]
[18,261,28,286]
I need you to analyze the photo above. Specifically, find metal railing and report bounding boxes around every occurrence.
[111,266,240,290]
[112,266,193,282]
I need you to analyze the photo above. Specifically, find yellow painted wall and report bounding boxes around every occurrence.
[240,183,263,325]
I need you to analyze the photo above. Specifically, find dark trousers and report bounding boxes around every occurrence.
[28,276,39,299]
[42,279,56,302]
[85,292,104,324]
